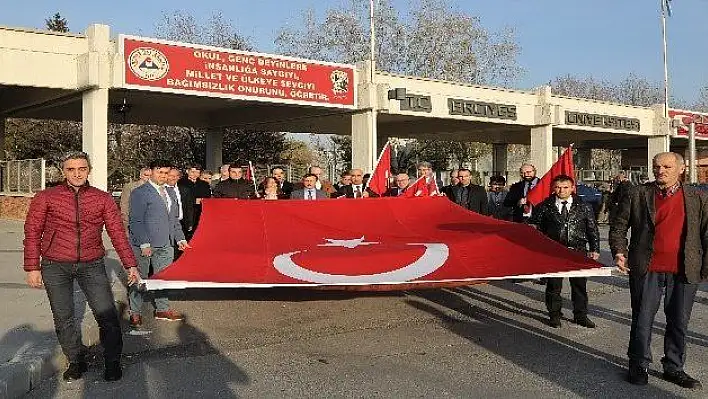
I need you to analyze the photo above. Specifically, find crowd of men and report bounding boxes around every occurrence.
[21,150,708,391]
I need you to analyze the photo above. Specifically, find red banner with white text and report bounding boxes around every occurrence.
[145,197,608,290]
[121,35,356,108]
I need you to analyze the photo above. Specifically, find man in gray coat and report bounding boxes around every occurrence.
[128,160,190,328]
[291,174,328,200]
[610,152,708,389]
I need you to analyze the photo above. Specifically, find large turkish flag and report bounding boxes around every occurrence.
[146,196,608,290]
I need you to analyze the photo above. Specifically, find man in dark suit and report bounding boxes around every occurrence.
[441,169,459,197]
[213,163,256,199]
[291,174,328,200]
[487,175,512,220]
[340,168,379,198]
[271,167,294,198]
[611,152,708,389]
[504,163,540,222]
[528,174,600,329]
[385,173,410,197]
[166,168,194,240]
[450,168,488,214]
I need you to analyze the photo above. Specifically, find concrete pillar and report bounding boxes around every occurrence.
[530,125,553,175]
[83,88,109,190]
[575,148,592,170]
[647,135,670,177]
[0,118,5,160]
[492,143,508,175]
[206,129,223,172]
[81,24,111,191]
[352,111,376,172]
[351,60,378,172]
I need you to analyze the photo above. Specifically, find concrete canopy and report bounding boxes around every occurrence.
[2,22,708,192]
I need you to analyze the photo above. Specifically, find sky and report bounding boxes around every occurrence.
[1,0,707,105]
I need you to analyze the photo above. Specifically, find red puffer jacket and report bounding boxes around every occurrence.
[23,183,137,271]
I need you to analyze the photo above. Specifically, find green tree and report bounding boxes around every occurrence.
[45,13,69,32]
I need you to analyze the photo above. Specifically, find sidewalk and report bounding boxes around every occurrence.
[0,219,128,399]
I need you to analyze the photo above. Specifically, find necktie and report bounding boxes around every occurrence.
[308,189,314,200]
[158,185,169,209]
[561,200,569,221]
[354,186,362,198]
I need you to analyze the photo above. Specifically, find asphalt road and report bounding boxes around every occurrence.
[7,224,708,398]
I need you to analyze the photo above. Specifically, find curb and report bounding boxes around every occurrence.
[0,340,59,399]
[0,284,128,399]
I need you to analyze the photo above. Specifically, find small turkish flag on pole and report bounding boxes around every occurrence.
[403,176,430,197]
[365,141,392,196]
[526,145,575,206]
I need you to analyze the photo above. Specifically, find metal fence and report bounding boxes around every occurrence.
[0,158,46,194]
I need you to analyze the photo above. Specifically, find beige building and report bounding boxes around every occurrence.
[1,23,706,195]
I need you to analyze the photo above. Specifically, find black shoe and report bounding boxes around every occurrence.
[62,362,88,382]
[628,365,649,386]
[549,317,561,328]
[104,361,123,382]
[663,370,702,389]
[573,317,596,328]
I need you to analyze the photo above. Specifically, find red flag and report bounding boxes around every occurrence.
[526,146,575,206]
[366,142,392,196]
[145,197,608,290]
[403,176,429,197]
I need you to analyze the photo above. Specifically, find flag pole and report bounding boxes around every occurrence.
[248,161,259,197]
[369,0,379,172]
[661,0,670,134]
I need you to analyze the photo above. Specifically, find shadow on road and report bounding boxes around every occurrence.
[406,288,676,398]
[492,280,708,348]
[27,321,250,398]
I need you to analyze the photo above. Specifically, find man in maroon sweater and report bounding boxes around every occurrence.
[24,151,140,383]
[611,152,708,390]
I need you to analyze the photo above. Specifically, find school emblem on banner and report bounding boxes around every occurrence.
[127,47,170,81]
[330,70,349,96]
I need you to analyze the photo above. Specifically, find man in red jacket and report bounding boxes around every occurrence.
[24,151,139,383]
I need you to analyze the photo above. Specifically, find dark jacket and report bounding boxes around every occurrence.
[340,184,379,198]
[487,190,512,220]
[172,181,195,231]
[528,195,600,252]
[23,183,137,270]
[385,186,407,197]
[609,183,708,283]
[213,178,256,199]
[450,183,489,215]
[504,178,539,222]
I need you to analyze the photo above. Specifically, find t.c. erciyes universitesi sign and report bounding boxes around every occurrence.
[565,111,641,132]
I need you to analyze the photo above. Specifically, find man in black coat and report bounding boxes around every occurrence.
[529,174,600,329]
[441,169,459,198]
[504,163,540,222]
[450,168,488,215]
[213,164,256,199]
[610,152,708,389]
[271,167,294,198]
[385,173,410,197]
[166,168,195,240]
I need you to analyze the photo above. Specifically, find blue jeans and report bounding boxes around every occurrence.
[129,246,174,315]
[628,271,698,372]
[41,258,122,363]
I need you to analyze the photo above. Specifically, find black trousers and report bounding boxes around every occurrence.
[41,259,122,363]
[545,277,588,319]
[628,271,697,372]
